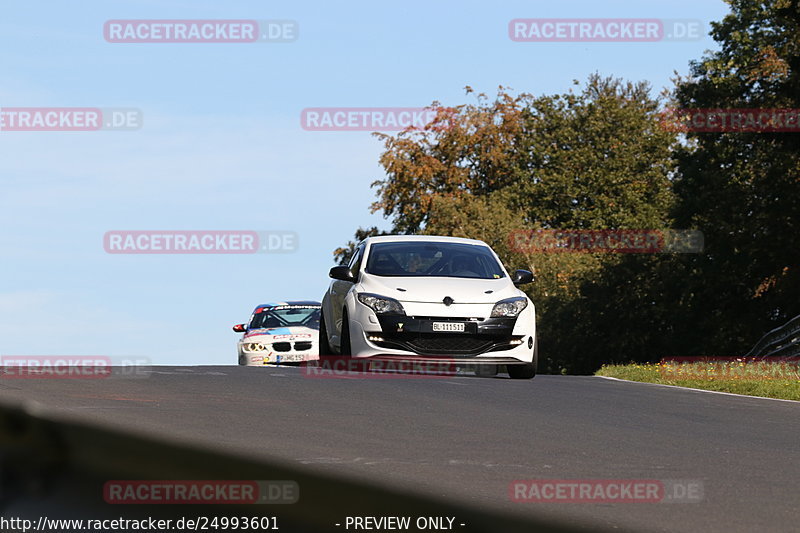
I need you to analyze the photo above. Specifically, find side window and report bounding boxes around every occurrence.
[348,244,365,279]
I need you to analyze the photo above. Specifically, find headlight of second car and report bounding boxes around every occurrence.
[357,293,406,315]
[243,342,266,352]
[490,297,528,318]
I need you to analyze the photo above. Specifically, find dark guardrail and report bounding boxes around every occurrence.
[744,314,800,360]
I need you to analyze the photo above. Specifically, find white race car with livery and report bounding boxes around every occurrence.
[233,301,321,366]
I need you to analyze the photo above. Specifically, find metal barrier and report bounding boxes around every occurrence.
[744,314,800,359]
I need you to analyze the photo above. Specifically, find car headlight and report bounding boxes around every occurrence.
[490,297,528,318]
[243,342,266,352]
[357,293,406,315]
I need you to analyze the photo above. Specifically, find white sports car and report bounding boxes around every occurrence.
[233,301,321,366]
[319,235,538,379]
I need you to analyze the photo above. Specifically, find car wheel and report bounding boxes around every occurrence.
[508,363,536,379]
[340,308,352,356]
[238,353,247,366]
[318,309,333,356]
[508,337,537,379]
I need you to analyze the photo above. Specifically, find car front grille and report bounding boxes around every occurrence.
[373,333,520,356]
[406,336,494,354]
[270,341,313,352]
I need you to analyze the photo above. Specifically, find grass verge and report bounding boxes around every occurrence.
[596,360,800,401]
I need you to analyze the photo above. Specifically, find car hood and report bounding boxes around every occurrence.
[359,275,521,304]
[242,326,317,340]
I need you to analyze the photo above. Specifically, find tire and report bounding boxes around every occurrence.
[318,309,333,356]
[339,308,352,356]
[508,363,536,379]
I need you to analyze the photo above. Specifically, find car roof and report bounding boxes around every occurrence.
[363,235,489,246]
[253,301,321,311]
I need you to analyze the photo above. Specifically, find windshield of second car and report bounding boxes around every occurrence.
[364,242,506,279]
[248,306,321,330]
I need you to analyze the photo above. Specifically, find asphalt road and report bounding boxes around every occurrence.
[1,366,798,532]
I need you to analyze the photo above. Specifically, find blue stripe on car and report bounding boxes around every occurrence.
[245,327,293,336]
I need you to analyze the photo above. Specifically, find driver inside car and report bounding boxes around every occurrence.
[450,255,479,277]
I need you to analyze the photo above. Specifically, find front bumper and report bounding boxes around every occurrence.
[348,311,535,364]
[372,316,523,356]
[238,339,319,365]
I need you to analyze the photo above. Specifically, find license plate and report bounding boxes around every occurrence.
[432,322,465,332]
[277,354,306,362]
[264,354,305,364]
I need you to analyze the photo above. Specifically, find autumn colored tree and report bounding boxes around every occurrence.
[336,76,677,372]
[372,77,674,235]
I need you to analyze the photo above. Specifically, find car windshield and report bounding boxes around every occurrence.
[364,242,506,279]
[248,305,320,329]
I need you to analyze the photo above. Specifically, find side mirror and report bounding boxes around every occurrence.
[329,265,356,282]
[232,324,247,333]
[511,269,534,286]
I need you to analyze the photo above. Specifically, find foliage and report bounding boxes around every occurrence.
[334,1,800,373]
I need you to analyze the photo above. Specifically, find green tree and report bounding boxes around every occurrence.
[355,76,677,373]
[372,77,674,235]
[669,0,800,354]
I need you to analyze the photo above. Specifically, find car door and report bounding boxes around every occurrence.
[328,243,364,346]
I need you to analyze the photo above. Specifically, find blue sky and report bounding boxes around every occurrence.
[0,0,731,364]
